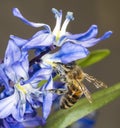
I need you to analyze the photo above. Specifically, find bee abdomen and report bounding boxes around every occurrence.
[60,92,79,109]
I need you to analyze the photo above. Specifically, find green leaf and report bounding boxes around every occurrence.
[44,83,120,128]
[38,80,47,87]
[76,49,110,68]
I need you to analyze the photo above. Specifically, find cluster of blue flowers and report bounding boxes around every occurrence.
[0,8,112,127]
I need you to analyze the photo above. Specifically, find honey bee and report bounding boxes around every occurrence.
[53,62,107,109]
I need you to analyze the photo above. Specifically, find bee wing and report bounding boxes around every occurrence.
[80,83,92,103]
[84,73,107,88]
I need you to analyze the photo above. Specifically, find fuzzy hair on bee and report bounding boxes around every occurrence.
[52,62,107,109]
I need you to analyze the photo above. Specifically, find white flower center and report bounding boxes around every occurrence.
[52,8,74,41]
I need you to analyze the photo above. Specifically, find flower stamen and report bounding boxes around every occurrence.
[16,83,27,94]
[52,8,62,38]
[60,12,74,37]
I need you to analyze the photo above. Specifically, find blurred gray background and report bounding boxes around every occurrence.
[0,0,120,128]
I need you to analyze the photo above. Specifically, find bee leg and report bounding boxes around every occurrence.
[46,88,68,95]
[84,73,107,88]
[80,83,92,103]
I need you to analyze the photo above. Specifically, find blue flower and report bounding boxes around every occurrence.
[0,38,53,123]
[12,8,112,65]
[0,114,43,128]
[12,8,55,51]
[12,8,112,49]
[0,7,112,127]
[41,42,89,64]
[0,63,13,96]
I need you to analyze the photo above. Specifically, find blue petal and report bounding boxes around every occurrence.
[7,39,28,63]
[25,102,34,114]
[23,68,52,88]
[26,91,41,108]
[23,116,43,127]
[57,35,67,46]
[67,25,98,41]
[20,55,29,77]
[77,31,112,48]
[10,35,27,48]
[34,46,51,56]
[0,65,10,90]
[12,61,28,81]
[0,89,18,118]
[29,63,40,77]
[30,99,41,108]
[0,119,11,128]
[42,76,53,120]
[53,81,65,89]
[12,8,51,32]
[32,29,50,38]
[44,42,89,64]
[10,30,52,49]
[4,66,16,83]
[4,39,21,66]
[79,117,95,126]
[4,116,25,128]
[22,32,55,51]
[5,59,28,83]
[12,90,26,121]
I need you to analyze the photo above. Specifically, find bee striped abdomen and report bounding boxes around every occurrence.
[60,84,82,109]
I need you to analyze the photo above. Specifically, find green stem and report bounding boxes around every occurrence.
[43,83,120,128]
